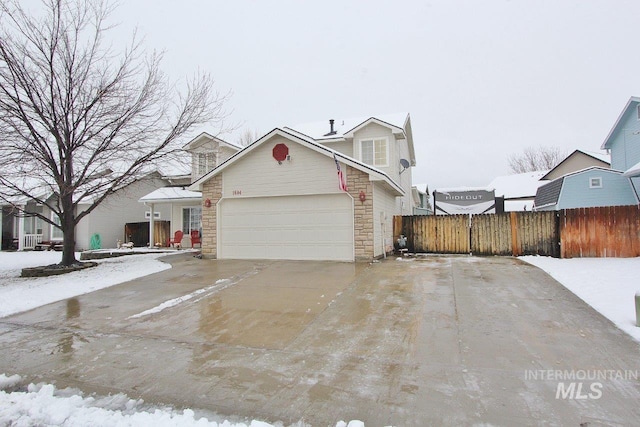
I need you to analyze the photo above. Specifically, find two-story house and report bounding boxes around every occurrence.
[139,133,242,248]
[186,113,416,261]
[534,98,640,211]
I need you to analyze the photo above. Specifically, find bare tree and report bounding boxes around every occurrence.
[508,146,566,174]
[0,0,229,266]
[236,127,261,147]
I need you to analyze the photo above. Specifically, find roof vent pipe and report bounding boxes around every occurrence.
[324,119,337,136]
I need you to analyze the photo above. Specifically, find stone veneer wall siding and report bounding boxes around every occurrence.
[346,165,374,260]
[201,175,222,257]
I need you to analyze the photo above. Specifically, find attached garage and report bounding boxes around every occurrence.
[218,194,354,261]
[190,128,406,261]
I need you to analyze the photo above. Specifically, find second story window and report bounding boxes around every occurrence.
[360,138,388,167]
[197,153,216,176]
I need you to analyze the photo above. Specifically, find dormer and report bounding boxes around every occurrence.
[183,132,242,182]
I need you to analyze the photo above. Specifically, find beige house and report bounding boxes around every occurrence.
[540,149,610,181]
[2,172,174,251]
[188,113,416,261]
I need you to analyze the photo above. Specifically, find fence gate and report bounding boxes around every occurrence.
[394,211,560,257]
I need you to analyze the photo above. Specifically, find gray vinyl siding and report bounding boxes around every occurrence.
[76,177,171,250]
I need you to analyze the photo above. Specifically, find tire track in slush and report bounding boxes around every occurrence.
[128,265,265,319]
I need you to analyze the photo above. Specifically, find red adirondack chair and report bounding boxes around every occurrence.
[190,230,201,248]
[168,230,183,248]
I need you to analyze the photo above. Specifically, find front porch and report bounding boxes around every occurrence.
[2,205,62,251]
[138,187,203,249]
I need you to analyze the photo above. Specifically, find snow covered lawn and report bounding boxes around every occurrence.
[520,256,640,342]
[0,251,172,318]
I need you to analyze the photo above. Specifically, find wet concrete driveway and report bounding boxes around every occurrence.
[1,254,639,426]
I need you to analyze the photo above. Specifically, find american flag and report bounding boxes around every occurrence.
[333,153,348,192]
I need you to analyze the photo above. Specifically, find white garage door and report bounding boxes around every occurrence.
[218,194,354,261]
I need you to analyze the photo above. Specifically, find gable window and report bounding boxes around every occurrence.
[589,177,603,188]
[197,153,216,176]
[360,138,388,167]
[182,207,202,233]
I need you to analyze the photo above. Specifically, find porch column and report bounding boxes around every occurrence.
[17,206,25,251]
[148,203,155,247]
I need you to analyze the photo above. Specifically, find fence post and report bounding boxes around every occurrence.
[510,211,520,257]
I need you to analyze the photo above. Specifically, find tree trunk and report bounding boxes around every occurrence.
[60,195,78,266]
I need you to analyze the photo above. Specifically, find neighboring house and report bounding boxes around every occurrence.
[412,184,433,215]
[488,170,548,211]
[534,167,637,211]
[534,96,640,210]
[600,96,640,191]
[187,113,416,261]
[139,133,242,249]
[1,172,175,251]
[540,149,610,181]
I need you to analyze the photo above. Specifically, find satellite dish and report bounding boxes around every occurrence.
[400,158,410,174]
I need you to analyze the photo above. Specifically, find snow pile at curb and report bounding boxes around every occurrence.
[0,374,367,427]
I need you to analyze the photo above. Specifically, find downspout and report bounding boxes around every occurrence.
[382,217,387,259]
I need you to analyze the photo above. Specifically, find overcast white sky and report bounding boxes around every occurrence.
[112,0,640,190]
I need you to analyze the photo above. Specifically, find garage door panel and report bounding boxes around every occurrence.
[219,194,354,261]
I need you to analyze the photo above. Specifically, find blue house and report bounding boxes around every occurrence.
[534,97,640,210]
[534,167,637,210]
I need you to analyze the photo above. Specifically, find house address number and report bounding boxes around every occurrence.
[232,190,242,196]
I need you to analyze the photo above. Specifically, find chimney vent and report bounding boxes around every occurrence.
[324,119,337,136]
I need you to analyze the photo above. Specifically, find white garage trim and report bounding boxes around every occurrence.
[217,193,354,261]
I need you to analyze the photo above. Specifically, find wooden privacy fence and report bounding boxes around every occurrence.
[560,205,640,258]
[394,205,640,258]
[394,211,560,257]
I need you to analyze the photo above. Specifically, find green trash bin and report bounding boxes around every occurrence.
[89,233,101,250]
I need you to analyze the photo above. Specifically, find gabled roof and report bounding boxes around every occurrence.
[283,113,416,166]
[601,96,640,150]
[540,149,610,180]
[183,132,242,151]
[487,170,548,199]
[189,127,405,195]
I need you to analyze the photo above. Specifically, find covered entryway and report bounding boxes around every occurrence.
[218,194,354,261]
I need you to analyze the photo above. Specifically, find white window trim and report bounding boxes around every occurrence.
[182,206,202,233]
[358,137,389,167]
[589,177,603,189]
